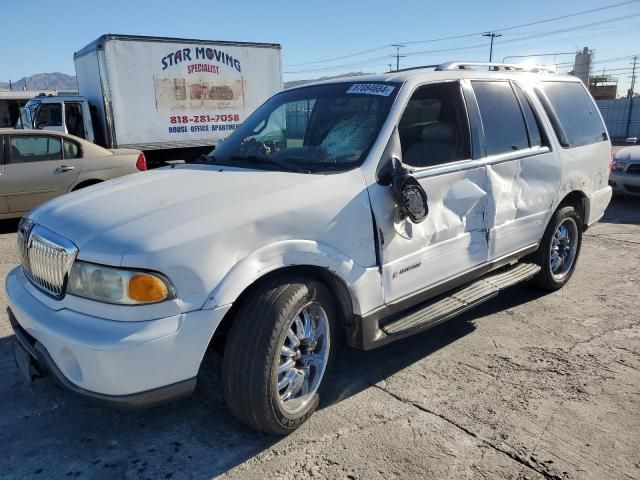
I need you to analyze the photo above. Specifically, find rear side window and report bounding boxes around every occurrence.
[472,81,529,156]
[63,139,82,159]
[539,81,606,148]
[10,135,62,163]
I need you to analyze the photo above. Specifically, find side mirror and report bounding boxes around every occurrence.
[390,157,429,224]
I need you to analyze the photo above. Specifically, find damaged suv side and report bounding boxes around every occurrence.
[7,62,611,435]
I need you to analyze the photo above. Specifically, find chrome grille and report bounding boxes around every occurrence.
[17,219,78,297]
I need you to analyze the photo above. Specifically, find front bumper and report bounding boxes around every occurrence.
[6,266,230,405]
[610,171,640,196]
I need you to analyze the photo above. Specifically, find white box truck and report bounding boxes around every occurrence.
[18,34,282,166]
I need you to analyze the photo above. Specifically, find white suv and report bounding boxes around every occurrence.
[7,62,612,434]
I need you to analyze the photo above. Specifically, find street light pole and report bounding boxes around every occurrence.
[482,32,502,62]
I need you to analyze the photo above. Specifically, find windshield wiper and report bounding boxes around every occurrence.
[228,155,311,174]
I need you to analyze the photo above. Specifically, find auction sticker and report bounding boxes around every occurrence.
[346,84,395,96]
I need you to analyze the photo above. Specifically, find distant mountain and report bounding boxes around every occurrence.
[0,72,77,91]
[284,72,373,89]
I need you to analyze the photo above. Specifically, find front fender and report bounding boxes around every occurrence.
[202,240,383,316]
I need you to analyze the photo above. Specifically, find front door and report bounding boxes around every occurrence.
[368,81,489,305]
[33,102,65,133]
[4,134,82,214]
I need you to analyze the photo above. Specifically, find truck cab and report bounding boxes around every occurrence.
[18,95,95,144]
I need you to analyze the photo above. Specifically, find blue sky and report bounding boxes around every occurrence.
[2,0,639,91]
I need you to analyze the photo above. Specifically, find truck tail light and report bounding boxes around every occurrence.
[136,153,147,171]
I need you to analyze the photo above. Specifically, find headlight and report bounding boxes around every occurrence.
[611,157,627,172]
[67,261,175,304]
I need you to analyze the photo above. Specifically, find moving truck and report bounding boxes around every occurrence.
[18,34,282,166]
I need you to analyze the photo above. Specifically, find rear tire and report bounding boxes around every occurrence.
[531,205,582,291]
[222,276,336,435]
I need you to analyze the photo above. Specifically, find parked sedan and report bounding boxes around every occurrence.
[0,129,146,219]
[610,145,640,197]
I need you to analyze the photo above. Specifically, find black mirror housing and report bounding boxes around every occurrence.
[391,168,429,224]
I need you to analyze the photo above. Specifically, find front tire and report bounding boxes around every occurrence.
[531,205,582,290]
[222,276,335,435]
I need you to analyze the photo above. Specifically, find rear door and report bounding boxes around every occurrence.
[4,133,82,214]
[469,79,561,260]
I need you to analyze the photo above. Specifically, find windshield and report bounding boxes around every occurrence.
[206,82,399,173]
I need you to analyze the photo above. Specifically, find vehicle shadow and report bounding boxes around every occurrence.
[601,196,640,225]
[324,283,547,406]
[0,283,547,479]
[0,219,19,234]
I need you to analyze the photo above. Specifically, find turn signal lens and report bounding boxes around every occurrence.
[128,274,169,302]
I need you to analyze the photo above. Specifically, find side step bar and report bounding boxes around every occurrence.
[381,262,541,336]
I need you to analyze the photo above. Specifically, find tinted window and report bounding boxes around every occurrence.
[63,139,81,159]
[10,135,62,163]
[399,82,471,168]
[540,82,605,148]
[34,103,62,128]
[65,103,86,139]
[473,81,529,156]
[513,83,542,148]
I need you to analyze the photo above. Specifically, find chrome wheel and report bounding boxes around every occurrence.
[275,302,330,415]
[549,217,579,280]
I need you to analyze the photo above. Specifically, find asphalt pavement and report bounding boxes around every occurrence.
[1,198,639,479]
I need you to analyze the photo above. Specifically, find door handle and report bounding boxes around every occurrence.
[55,166,75,173]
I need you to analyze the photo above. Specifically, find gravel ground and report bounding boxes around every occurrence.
[1,197,639,480]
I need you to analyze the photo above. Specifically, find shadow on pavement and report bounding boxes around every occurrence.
[324,283,547,406]
[0,219,19,235]
[601,196,640,225]
[1,283,547,479]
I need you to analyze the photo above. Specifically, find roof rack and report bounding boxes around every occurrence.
[436,61,556,74]
[393,61,556,74]
[393,64,440,73]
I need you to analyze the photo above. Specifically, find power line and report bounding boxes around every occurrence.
[286,0,640,67]
[286,13,640,74]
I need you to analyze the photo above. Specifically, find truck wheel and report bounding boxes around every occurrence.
[531,205,582,291]
[222,276,335,435]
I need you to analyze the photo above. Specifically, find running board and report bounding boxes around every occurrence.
[381,262,541,336]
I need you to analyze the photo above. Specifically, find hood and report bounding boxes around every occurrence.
[30,164,320,263]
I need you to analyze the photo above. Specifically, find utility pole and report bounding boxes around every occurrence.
[482,32,502,62]
[626,55,638,138]
[391,44,406,71]
[8,80,12,91]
